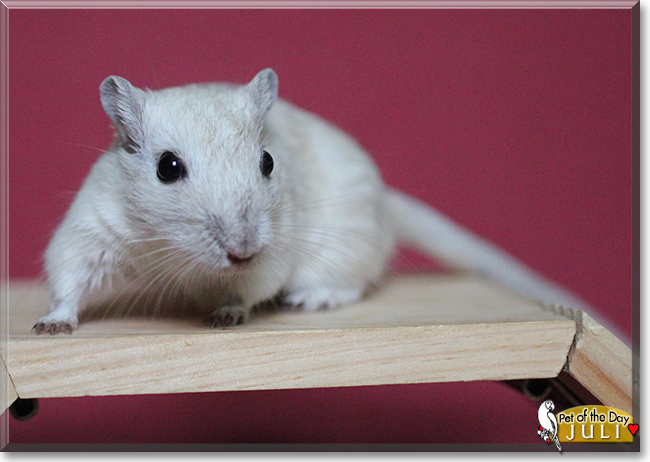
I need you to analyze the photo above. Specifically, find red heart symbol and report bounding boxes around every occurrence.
[628,424,639,436]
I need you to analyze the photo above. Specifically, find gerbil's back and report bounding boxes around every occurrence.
[264,99,384,190]
[262,98,394,285]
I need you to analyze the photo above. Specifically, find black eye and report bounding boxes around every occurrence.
[260,150,274,177]
[157,151,185,183]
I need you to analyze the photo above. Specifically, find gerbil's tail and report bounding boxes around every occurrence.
[385,188,590,311]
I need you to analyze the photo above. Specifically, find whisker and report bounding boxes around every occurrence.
[148,255,197,319]
[122,251,196,320]
[260,127,275,147]
[283,191,376,213]
[61,141,112,155]
[279,234,375,271]
[273,240,360,282]
[277,224,387,246]
[99,248,189,321]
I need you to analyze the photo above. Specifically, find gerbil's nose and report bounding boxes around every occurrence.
[227,251,256,265]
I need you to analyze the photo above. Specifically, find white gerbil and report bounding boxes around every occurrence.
[33,69,590,334]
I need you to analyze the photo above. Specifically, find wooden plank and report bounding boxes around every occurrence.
[1,356,16,415]
[566,311,634,414]
[5,274,577,399]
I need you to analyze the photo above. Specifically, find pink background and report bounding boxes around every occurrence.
[7,8,632,446]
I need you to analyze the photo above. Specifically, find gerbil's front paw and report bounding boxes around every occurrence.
[206,305,249,328]
[32,315,78,335]
[281,287,364,312]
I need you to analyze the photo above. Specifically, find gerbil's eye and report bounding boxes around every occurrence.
[157,151,185,183]
[260,150,274,178]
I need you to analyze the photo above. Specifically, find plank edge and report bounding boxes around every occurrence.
[8,319,577,399]
[565,311,634,414]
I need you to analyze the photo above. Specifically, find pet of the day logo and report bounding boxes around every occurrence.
[537,400,637,452]
[556,405,636,443]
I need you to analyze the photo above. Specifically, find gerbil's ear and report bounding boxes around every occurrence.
[246,68,278,125]
[100,76,146,154]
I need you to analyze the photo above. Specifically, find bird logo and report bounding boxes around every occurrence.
[538,399,563,453]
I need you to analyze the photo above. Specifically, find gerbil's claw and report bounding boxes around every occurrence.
[206,314,242,328]
[31,321,75,335]
[206,305,248,328]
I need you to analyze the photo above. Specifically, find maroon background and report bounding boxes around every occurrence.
[7,8,632,445]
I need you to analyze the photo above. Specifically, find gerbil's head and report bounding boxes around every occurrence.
[99,69,284,272]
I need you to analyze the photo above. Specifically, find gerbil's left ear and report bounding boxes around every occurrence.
[100,76,146,154]
[246,68,278,124]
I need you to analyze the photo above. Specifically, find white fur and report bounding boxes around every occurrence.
[34,69,588,334]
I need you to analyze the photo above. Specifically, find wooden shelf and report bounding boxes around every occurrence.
[1,274,632,415]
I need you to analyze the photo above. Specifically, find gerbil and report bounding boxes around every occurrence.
[33,69,589,335]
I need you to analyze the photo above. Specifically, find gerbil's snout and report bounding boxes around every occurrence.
[224,240,261,267]
[205,210,265,267]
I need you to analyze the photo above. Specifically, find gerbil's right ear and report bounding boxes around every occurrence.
[246,69,278,126]
[100,76,146,154]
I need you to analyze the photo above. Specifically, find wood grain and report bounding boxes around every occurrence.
[4,274,577,399]
[567,312,634,414]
